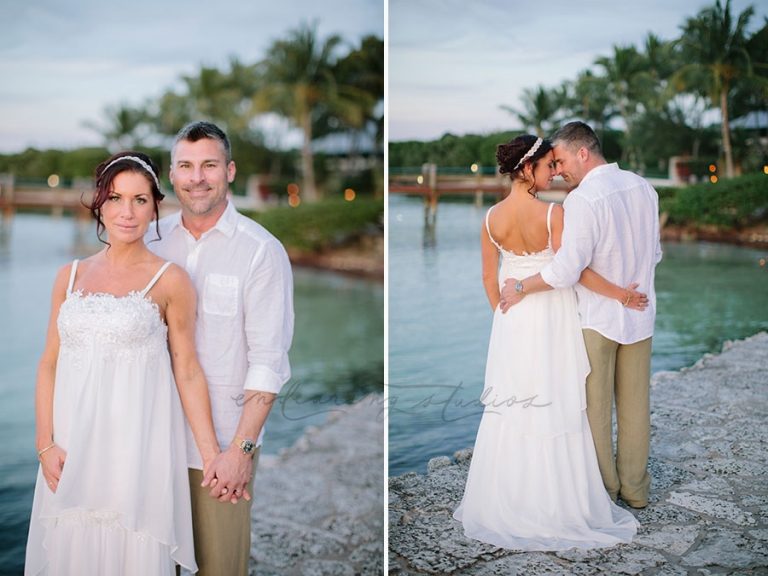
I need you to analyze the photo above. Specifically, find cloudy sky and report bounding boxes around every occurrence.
[389,0,768,142]
[0,0,383,153]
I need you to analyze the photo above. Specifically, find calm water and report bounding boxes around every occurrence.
[388,194,768,477]
[0,213,383,575]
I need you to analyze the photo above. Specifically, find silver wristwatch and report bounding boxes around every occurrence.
[233,436,256,457]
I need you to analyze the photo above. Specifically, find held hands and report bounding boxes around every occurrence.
[499,278,525,314]
[623,283,648,311]
[40,445,67,493]
[201,447,253,504]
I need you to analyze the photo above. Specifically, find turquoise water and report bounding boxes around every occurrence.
[0,213,383,575]
[388,194,768,477]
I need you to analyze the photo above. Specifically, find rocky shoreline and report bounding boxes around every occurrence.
[249,395,384,575]
[389,333,768,575]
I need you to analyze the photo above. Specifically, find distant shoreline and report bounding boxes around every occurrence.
[287,233,384,282]
[660,222,768,251]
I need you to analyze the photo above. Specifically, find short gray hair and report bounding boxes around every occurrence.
[551,121,603,158]
[171,121,232,164]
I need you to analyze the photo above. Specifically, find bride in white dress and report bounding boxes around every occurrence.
[26,153,220,575]
[453,135,642,550]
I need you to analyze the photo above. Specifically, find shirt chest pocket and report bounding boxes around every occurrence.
[203,274,239,316]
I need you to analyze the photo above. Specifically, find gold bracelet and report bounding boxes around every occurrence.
[623,292,631,307]
[37,443,55,459]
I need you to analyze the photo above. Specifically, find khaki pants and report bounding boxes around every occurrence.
[582,329,652,507]
[186,448,260,576]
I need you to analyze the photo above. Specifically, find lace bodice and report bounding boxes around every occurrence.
[57,260,172,362]
[58,291,168,355]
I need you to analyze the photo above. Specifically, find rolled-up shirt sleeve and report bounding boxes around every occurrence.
[242,239,294,393]
[540,193,598,289]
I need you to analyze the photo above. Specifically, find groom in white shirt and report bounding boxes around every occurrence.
[148,121,294,575]
[500,121,662,509]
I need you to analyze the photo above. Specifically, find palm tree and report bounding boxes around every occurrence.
[675,0,755,178]
[594,45,651,162]
[501,85,558,137]
[564,71,617,132]
[148,57,261,147]
[330,35,384,146]
[84,103,150,152]
[254,21,343,202]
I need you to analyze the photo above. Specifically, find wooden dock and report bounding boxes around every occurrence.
[0,174,271,224]
[389,164,570,219]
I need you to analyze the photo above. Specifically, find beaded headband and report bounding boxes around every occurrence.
[104,155,161,190]
[513,137,544,171]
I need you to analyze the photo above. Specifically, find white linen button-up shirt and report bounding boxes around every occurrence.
[540,163,662,345]
[147,201,294,469]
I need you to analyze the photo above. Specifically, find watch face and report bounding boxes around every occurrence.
[242,440,256,454]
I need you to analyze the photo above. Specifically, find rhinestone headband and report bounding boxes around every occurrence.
[104,155,161,190]
[513,137,544,171]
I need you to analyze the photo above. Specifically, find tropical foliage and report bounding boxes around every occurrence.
[243,196,383,252]
[429,0,768,178]
[80,23,384,200]
[660,172,768,227]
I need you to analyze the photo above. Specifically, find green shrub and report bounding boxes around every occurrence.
[660,173,768,229]
[242,197,383,252]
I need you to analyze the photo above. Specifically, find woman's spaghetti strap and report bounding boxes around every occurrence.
[140,262,173,297]
[485,208,504,252]
[66,260,80,295]
[546,203,554,249]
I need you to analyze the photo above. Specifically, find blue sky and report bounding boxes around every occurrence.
[0,0,383,153]
[388,0,768,142]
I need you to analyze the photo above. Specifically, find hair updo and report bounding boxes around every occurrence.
[496,135,553,197]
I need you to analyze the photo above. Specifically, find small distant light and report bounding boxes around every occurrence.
[287,183,299,196]
[417,175,424,184]
[344,188,356,201]
[763,165,768,175]
[710,175,718,183]
[709,164,717,173]
[48,174,60,187]
[288,195,300,207]
[471,163,478,173]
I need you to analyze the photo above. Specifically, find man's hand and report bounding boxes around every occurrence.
[499,278,525,313]
[202,447,254,504]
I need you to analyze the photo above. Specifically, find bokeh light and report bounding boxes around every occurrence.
[344,188,356,201]
[47,174,59,187]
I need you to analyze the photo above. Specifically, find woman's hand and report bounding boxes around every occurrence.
[623,283,648,311]
[39,445,67,493]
